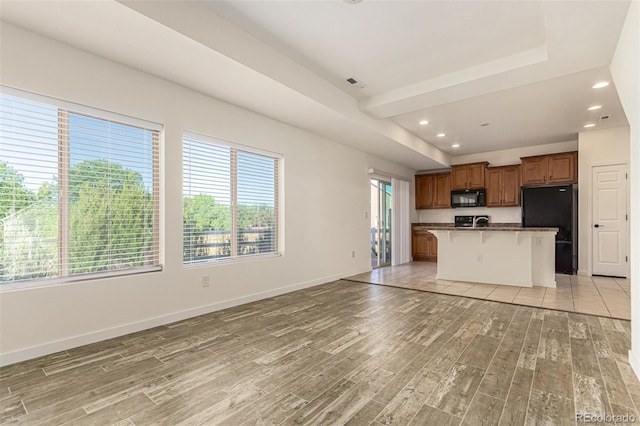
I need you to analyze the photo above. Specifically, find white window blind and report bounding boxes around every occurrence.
[0,89,160,285]
[183,133,280,264]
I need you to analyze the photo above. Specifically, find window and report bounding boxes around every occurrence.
[183,132,281,264]
[0,88,160,285]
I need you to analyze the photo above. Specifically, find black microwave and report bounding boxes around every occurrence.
[451,189,486,208]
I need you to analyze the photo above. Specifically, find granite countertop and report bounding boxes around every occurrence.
[412,223,559,232]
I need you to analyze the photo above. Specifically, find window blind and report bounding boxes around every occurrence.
[0,90,160,284]
[183,133,280,264]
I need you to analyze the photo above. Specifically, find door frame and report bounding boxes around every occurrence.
[587,162,630,277]
[370,178,392,269]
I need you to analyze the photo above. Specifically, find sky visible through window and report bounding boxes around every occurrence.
[2,94,275,214]
[182,136,276,207]
[0,95,156,195]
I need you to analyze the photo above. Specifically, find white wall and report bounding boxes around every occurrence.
[417,141,578,224]
[610,0,640,381]
[0,24,414,365]
[577,126,630,276]
[417,207,522,224]
[451,140,578,166]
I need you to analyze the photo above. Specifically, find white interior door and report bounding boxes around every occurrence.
[592,164,628,277]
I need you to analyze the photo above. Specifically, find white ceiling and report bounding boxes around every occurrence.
[0,0,632,170]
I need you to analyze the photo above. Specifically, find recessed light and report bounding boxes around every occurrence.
[480,123,490,127]
[584,123,596,128]
[437,133,446,137]
[419,120,429,125]
[592,81,609,89]
[451,144,460,148]
[588,105,602,111]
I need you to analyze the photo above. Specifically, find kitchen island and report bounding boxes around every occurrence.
[413,224,558,288]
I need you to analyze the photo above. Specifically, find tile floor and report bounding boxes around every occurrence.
[347,261,631,320]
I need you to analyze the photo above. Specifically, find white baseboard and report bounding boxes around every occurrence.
[0,273,347,367]
[577,269,589,276]
[630,350,640,382]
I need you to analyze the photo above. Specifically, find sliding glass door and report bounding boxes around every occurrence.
[371,178,392,268]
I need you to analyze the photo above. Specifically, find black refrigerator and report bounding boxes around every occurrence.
[521,184,577,274]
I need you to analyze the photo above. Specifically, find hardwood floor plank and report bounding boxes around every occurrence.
[461,392,504,426]
[344,400,385,426]
[499,367,534,426]
[375,368,442,425]
[587,316,614,358]
[408,404,462,426]
[457,335,501,370]
[130,380,229,426]
[572,372,611,418]
[516,317,542,370]
[218,374,311,426]
[537,314,572,365]
[293,352,371,402]
[300,380,384,426]
[601,329,631,362]
[82,376,168,414]
[22,357,164,413]
[0,397,26,423]
[478,307,532,399]
[240,393,308,426]
[425,362,485,417]
[62,393,155,426]
[525,388,575,426]
[616,360,640,413]
[570,337,600,378]
[599,357,636,409]
[533,358,574,399]
[280,378,357,426]
[372,334,452,406]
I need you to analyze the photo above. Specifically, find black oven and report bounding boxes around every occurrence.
[451,189,486,208]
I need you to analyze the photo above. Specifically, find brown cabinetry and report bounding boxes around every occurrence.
[451,162,488,190]
[485,165,521,207]
[521,151,577,186]
[412,230,437,261]
[415,173,451,209]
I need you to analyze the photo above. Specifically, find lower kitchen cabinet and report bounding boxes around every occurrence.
[412,230,438,261]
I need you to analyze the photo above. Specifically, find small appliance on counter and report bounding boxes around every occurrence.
[451,189,486,208]
[454,215,489,228]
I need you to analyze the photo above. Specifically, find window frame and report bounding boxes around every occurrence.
[0,86,163,290]
[182,130,283,267]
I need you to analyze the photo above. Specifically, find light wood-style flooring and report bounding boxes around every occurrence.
[2,279,639,425]
[348,262,631,320]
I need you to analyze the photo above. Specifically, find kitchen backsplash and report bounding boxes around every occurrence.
[416,207,522,224]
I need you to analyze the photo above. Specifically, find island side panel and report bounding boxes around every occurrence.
[531,232,557,287]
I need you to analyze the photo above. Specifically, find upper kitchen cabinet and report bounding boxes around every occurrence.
[485,165,521,207]
[451,162,488,190]
[415,173,451,209]
[521,151,577,186]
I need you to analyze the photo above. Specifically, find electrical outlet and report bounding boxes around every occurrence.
[477,254,483,263]
[201,275,210,288]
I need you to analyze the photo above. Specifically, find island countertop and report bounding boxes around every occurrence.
[412,223,558,232]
